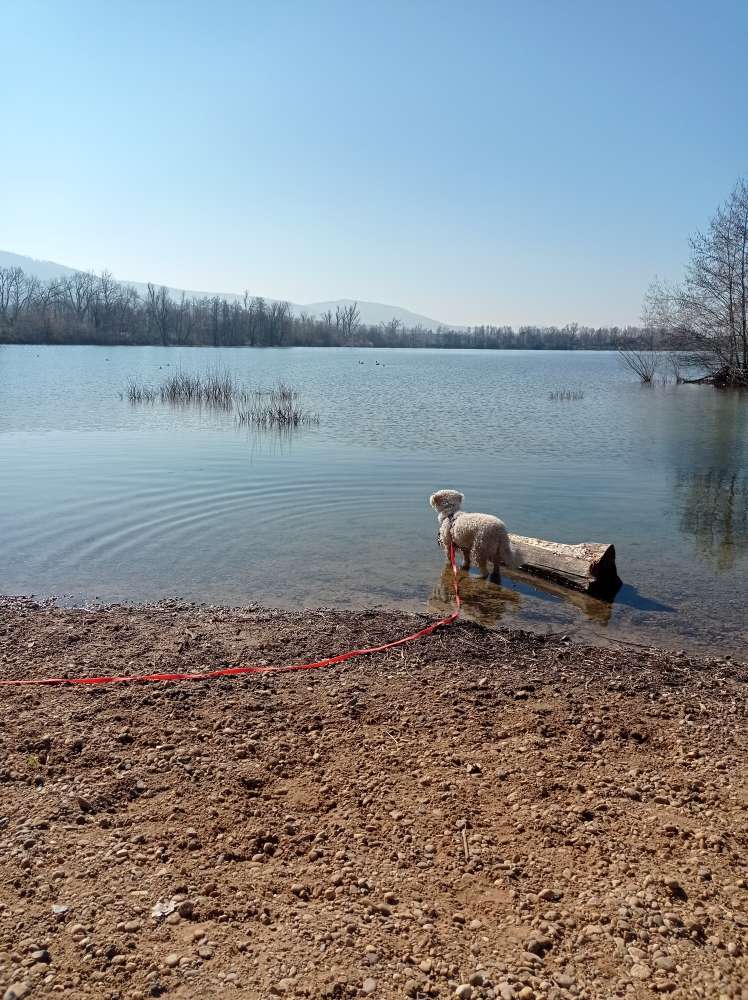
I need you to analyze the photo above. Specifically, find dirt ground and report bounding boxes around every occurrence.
[0,596,746,1000]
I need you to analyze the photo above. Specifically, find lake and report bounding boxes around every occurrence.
[1,345,746,655]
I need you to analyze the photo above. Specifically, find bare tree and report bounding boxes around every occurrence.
[0,267,38,329]
[380,316,401,341]
[173,292,193,345]
[617,344,659,383]
[336,302,361,340]
[60,271,95,323]
[146,283,171,345]
[645,178,748,386]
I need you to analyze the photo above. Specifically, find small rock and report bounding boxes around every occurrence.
[197,946,213,960]
[517,989,535,1000]
[654,957,676,972]
[469,973,484,987]
[454,987,473,1000]
[630,964,652,980]
[526,935,552,956]
[3,985,30,1000]
[362,979,377,995]
[164,954,180,968]
[665,880,688,901]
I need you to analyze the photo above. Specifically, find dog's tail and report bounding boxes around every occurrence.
[497,525,519,569]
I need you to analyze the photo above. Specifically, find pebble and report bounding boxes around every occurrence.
[362,978,377,995]
[454,987,473,1000]
[655,957,676,972]
[3,985,30,1000]
[164,954,180,968]
[517,989,535,1000]
[630,963,652,980]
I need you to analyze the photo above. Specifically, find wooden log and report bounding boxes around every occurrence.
[509,534,621,597]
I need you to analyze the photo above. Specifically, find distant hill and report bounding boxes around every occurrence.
[0,250,452,331]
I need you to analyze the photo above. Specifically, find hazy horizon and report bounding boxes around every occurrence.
[3,0,747,327]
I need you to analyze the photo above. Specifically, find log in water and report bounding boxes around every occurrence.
[509,534,621,598]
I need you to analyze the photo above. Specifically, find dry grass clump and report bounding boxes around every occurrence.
[124,370,318,429]
[158,368,238,407]
[125,368,240,408]
[548,388,585,401]
[124,379,157,403]
[236,383,319,428]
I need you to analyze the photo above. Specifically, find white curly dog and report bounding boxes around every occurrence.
[429,489,517,580]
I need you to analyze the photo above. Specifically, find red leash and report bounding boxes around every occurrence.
[0,545,462,688]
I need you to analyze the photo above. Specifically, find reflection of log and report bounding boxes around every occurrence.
[509,534,621,598]
[503,567,613,625]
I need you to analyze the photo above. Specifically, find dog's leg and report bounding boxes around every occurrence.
[461,548,471,571]
[477,560,490,579]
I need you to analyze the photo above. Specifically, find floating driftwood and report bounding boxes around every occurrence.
[509,534,621,598]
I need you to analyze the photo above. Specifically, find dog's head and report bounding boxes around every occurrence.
[429,489,464,515]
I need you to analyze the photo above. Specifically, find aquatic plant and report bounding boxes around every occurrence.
[548,388,585,401]
[124,371,318,428]
[124,378,157,403]
[236,383,319,428]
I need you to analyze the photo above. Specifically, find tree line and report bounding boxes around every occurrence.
[0,267,652,351]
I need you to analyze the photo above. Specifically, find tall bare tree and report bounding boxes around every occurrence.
[336,302,361,340]
[146,283,171,345]
[645,178,748,385]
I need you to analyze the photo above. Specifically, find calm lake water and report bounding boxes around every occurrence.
[1,346,746,655]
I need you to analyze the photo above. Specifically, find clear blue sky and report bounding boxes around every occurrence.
[2,0,746,327]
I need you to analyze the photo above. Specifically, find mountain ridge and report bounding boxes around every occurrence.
[0,250,454,331]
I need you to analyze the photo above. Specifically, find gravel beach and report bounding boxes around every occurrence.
[0,597,746,1000]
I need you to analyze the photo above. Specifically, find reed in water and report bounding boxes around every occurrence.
[124,370,318,427]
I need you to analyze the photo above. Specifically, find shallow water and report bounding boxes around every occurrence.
[1,345,746,654]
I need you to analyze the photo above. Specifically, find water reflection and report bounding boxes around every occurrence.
[504,569,615,625]
[675,468,748,570]
[428,567,521,627]
[428,564,620,629]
